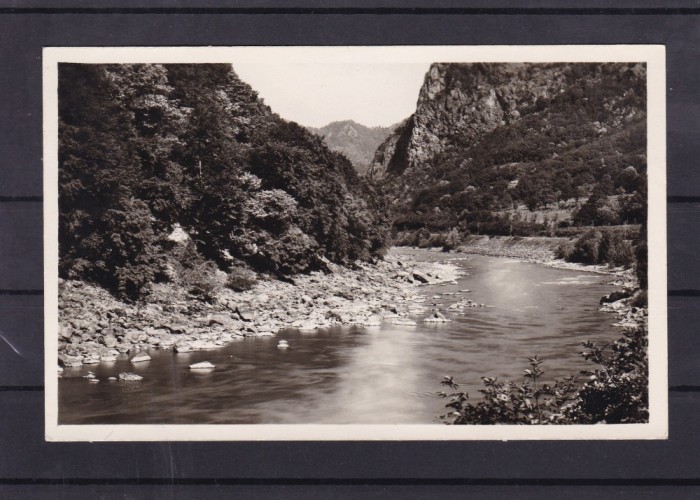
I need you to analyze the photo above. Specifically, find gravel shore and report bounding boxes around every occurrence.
[57,252,461,368]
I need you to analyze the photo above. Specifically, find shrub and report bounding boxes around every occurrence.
[568,229,604,264]
[226,267,257,292]
[179,258,221,302]
[439,326,648,425]
[562,228,635,268]
[442,228,462,252]
[629,290,647,308]
[554,240,576,260]
[574,327,648,424]
[599,231,634,267]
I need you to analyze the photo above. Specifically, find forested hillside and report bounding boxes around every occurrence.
[59,64,390,301]
[309,120,397,175]
[369,63,647,238]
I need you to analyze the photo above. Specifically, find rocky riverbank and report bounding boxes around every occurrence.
[57,252,461,368]
[456,235,565,261]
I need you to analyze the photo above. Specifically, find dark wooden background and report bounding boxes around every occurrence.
[1,2,698,497]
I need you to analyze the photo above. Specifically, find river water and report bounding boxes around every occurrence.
[58,249,618,425]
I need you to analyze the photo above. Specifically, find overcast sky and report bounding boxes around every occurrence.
[232,61,430,128]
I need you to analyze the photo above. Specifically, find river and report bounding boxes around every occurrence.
[58,249,618,425]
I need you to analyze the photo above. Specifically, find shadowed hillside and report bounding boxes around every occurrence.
[59,64,390,300]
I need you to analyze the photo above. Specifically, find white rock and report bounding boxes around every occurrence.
[189,361,215,370]
[391,318,417,326]
[159,338,175,348]
[82,355,101,365]
[175,343,192,353]
[131,353,151,363]
[191,340,218,351]
[167,223,189,242]
[424,312,451,323]
[362,315,382,326]
[118,372,143,381]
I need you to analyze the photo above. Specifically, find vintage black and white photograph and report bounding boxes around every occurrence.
[44,46,666,441]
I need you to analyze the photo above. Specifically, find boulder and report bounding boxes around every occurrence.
[58,353,84,367]
[207,315,230,326]
[103,335,118,348]
[424,311,451,323]
[189,361,215,370]
[123,331,142,344]
[58,325,73,339]
[391,318,418,326]
[163,323,188,334]
[82,354,101,364]
[190,340,218,351]
[159,337,175,348]
[174,343,192,353]
[600,290,631,305]
[412,271,430,283]
[362,315,382,326]
[131,353,151,363]
[118,372,143,381]
[237,308,255,322]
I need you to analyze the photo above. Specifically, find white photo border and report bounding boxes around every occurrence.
[44,45,667,441]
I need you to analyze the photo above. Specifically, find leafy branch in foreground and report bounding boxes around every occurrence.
[438,326,648,425]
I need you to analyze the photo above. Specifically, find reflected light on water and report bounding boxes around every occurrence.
[59,251,616,425]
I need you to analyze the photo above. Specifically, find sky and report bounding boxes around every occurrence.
[232,61,431,128]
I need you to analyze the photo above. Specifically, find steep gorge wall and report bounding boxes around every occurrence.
[368,63,567,180]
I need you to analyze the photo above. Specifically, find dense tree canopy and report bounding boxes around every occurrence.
[59,63,390,300]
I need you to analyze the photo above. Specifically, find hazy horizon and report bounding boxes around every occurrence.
[232,61,430,128]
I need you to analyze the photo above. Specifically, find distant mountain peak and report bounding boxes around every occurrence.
[309,120,400,175]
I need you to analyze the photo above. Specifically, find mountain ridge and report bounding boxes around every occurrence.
[309,119,399,175]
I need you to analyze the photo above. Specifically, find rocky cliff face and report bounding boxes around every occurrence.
[310,120,397,175]
[368,62,647,237]
[369,63,569,180]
